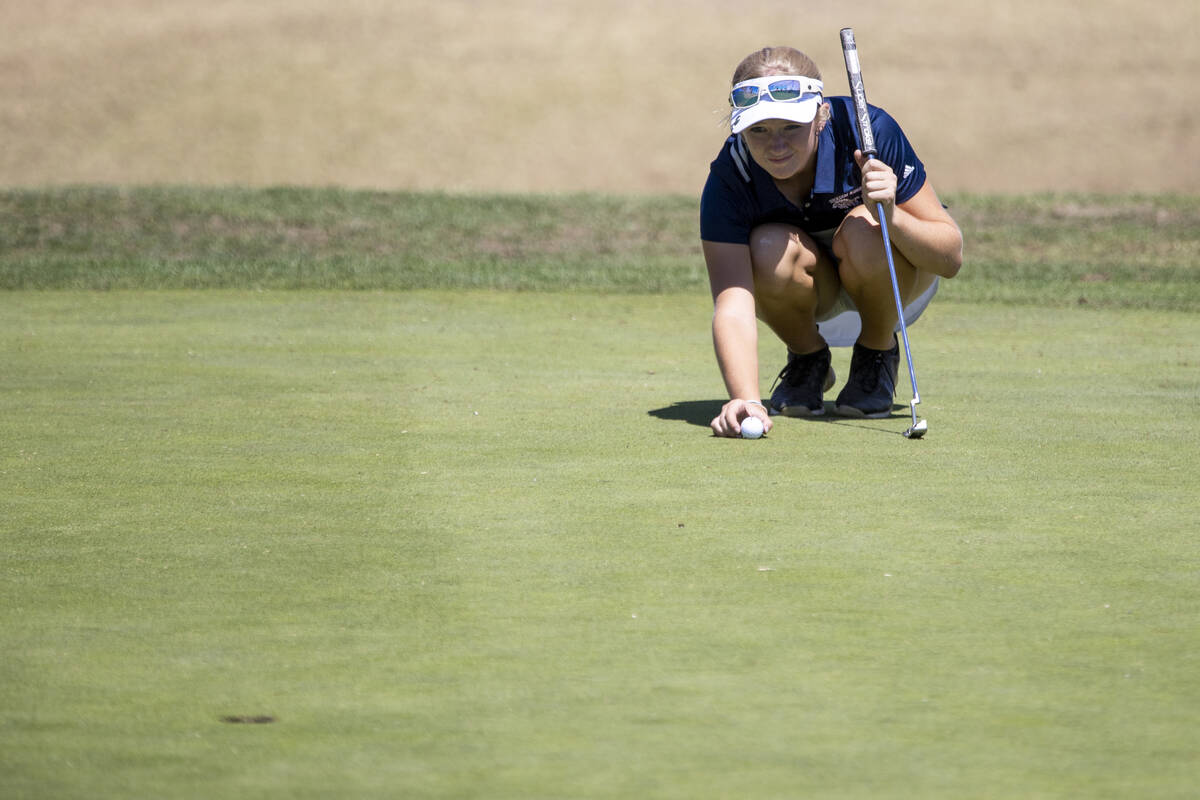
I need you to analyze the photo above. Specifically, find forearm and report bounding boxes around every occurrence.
[712,302,761,401]
[857,158,964,279]
[883,204,963,278]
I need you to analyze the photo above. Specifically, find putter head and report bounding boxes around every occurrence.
[903,397,927,439]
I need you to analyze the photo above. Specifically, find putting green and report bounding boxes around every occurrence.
[2,291,1198,798]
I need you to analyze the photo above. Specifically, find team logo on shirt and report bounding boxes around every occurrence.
[829,188,862,210]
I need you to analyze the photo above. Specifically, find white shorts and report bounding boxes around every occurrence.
[817,277,940,348]
[806,227,940,348]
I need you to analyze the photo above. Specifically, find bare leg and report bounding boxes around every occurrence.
[832,208,936,350]
[747,223,840,354]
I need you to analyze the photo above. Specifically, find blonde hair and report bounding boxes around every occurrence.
[732,46,822,85]
[730,46,830,127]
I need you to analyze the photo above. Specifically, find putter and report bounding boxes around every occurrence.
[839,28,928,439]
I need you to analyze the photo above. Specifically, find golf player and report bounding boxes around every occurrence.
[702,46,963,438]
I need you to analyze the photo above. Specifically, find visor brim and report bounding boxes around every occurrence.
[730,95,821,134]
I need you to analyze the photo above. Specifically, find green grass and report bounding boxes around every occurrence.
[2,187,1200,797]
[2,186,1199,308]
[3,289,1199,799]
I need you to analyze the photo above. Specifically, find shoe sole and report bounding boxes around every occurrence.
[779,405,826,418]
[833,403,892,419]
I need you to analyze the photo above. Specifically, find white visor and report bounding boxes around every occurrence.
[729,75,823,134]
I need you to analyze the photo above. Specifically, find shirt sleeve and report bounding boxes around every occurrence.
[870,106,926,203]
[699,167,753,244]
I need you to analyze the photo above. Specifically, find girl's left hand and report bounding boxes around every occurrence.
[854,150,897,210]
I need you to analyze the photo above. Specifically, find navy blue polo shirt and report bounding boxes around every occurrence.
[700,96,926,244]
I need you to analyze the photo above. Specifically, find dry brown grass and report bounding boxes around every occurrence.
[3,0,1197,194]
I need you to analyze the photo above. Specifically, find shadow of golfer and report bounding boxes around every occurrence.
[647,400,725,428]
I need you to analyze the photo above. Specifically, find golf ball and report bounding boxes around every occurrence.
[740,416,764,439]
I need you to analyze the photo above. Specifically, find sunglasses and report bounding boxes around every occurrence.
[729,76,824,109]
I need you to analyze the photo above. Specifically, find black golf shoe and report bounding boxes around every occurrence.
[834,337,899,418]
[769,346,835,417]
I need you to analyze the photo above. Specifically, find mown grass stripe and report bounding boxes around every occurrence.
[2,187,1197,308]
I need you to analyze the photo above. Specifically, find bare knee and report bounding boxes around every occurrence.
[748,223,821,296]
[832,210,929,303]
[831,212,887,289]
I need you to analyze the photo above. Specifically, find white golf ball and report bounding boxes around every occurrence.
[740,416,764,439]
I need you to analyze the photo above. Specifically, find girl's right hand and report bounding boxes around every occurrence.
[710,399,773,438]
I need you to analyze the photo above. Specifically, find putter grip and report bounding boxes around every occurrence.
[839,28,877,158]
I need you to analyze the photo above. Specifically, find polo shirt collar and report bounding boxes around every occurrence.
[813,121,838,195]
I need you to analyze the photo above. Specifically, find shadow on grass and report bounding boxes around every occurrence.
[649,400,913,437]
[647,400,725,427]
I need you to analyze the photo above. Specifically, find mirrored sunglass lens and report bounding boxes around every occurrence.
[766,80,803,101]
[731,86,761,107]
